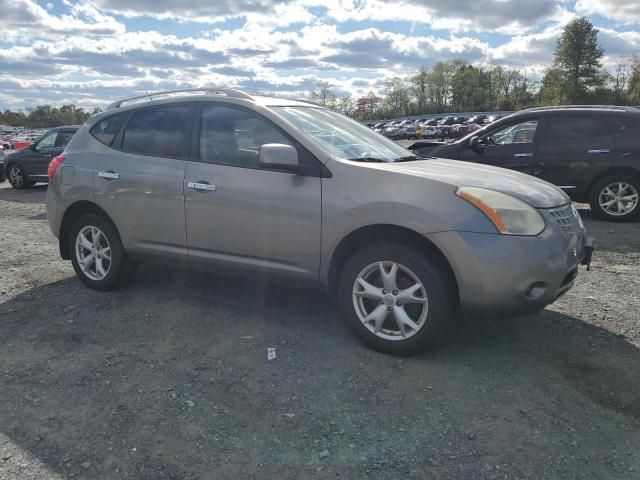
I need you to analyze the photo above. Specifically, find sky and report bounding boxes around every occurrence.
[0,0,639,110]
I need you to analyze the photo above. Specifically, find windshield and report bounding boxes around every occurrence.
[273,106,419,162]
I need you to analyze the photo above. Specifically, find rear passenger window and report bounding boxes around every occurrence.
[90,113,127,146]
[122,106,190,158]
[545,115,605,140]
[606,115,640,134]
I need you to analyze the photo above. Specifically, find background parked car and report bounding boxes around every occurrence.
[4,126,78,189]
[402,125,419,139]
[411,106,640,222]
[422,126,439,138]
[383,125,405,140]
[0,149,5,182]
[10,139,33,150]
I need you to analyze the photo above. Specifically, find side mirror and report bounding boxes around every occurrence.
[468,135,484,152]
[259,143,299,173]
[30,143,38,151]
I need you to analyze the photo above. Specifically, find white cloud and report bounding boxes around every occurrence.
[0,0,125,39]
[576,0,640,24]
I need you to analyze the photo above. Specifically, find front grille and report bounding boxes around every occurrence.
[548,204,582,235]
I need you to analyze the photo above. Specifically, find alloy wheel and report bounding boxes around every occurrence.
[75,225,112,281]
[352,261,429,341]
[9,166,23,188]
[598,182,639,217]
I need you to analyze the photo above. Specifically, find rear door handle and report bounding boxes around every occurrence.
[98,171,120,180]
[588,149,610,154]
[514,153,533,158]
[187,181,217,192]
[44,154,53,158]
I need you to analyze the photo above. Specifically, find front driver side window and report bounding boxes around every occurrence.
[487,120,538,145]
[199,105,293,169]
[34,132,57,151]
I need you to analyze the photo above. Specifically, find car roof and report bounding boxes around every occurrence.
[48,125,80,131]
[104,88,320,111]
[87,88,324,126]
[518,105,639,115]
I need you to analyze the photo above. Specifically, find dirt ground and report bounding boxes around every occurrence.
[0,182,639,480]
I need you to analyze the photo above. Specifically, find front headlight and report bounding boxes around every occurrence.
[456,186,545,236]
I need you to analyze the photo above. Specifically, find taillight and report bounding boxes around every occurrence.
[47,154,65,181]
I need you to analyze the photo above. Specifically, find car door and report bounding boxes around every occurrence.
[535,112,615,194]
[93,104,192,262]
[22,130,59,179]
[35,129,75,179]
[459,117,543,175]
[184,103,322,280]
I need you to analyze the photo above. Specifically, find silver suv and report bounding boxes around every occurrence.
[46,89,593,356]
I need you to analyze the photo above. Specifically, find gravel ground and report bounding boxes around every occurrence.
[0,182,639,480]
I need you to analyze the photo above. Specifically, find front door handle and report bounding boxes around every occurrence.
[588,149,610,154]
[98,171,120,180]
[44,154,53,158]
[514,153,533,158]
[188,181,217,192]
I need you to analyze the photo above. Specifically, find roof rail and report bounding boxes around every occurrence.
[522,105,635,113]
[106,88,253,109]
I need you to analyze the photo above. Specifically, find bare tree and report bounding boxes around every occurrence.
[310,80,336,107]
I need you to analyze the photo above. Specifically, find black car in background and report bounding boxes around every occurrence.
[410,106,640,222]
[3,126,78,189]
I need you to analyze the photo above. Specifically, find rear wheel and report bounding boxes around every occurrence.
[338,242,454,356]
[8,164,32,189]
[69,214,136,291]
[589,174,640,222]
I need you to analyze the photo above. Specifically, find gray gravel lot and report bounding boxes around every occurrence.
[0,182,639,480]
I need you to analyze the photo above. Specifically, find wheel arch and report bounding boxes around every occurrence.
[586,167,640,200]
[326,224,459,306]
[58,201,119,260]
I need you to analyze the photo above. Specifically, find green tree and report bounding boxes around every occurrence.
[552,17,604,103]
[382,77,411,118]
[411,68,430,114]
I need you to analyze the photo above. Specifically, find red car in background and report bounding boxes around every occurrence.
[11,139,33,150]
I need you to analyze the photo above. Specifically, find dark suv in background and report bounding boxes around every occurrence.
[3,126,78,189]
[411,106,640,222]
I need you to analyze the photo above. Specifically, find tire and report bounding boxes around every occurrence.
[588,174,640,222]
[69,214,136,291]
[338,242,454,356]
[7,163,31,189]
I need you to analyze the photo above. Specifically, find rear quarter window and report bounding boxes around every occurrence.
[606,115,640,135]
[90,113,127,146]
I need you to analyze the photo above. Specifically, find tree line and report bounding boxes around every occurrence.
[0,104,101,129]
[311,18,640,120]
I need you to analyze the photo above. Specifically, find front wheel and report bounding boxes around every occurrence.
[338,243,454,356]
[69,214,136,291]
[589,174,640,222]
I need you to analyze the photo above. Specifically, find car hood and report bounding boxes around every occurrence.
[372,158,570,208]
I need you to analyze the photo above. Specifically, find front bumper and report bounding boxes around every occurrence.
[428,218,593,319]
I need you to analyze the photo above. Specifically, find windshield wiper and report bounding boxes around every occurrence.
[349,157,389,163]
[393,156,423,162]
